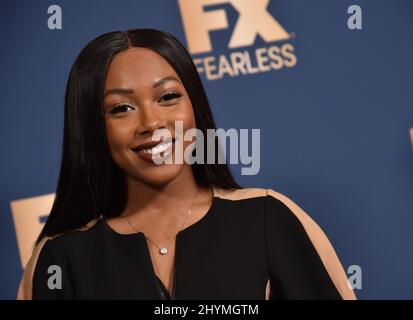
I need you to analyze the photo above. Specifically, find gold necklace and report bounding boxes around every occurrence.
[123,187,199,255]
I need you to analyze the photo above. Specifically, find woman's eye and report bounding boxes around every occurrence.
[159,92,181,103]
[110,104,133,114]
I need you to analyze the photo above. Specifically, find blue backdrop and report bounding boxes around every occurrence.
[1,0,412,299]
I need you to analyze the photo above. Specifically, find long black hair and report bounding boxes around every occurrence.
[36,28,241,244]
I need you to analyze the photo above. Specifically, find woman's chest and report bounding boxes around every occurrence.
[73,230,269,299]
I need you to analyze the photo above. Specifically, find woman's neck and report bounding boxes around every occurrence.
[121,165,204,218]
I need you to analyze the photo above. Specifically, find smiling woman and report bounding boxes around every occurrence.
[17,29,356,300]
[102,46,198,186]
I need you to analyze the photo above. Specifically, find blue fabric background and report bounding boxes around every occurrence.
[1,0,412,299]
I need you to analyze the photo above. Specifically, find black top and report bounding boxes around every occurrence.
[30,188,347,300]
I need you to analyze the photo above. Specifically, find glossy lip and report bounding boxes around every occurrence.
[132,137,173,152]
[133,138,175,164]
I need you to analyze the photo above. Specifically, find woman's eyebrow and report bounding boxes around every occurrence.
[103,76,181,98]
[152,75,181,88]
[103,88,134,98]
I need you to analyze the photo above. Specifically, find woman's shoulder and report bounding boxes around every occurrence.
[212,186,319,240]
[263,188,356,300]
[214,186,355,299]
[213,186,297,203]
[212,186,305,223]
[213,186,268,200]
[16,218,101,300]
[212,186,307,214]
[35,218,102,255]
[213,186,323,225]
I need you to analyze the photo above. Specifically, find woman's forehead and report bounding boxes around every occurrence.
[106,47,178,84]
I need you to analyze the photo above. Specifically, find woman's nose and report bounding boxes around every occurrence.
[136,104,166,135]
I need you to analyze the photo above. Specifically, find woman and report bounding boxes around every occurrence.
[17,29,355,300]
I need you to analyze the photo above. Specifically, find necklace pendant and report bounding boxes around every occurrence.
[159,247,168,255]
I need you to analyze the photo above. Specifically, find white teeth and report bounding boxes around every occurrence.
[138,141,172,154]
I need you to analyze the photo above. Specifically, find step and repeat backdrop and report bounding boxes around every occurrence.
[1,0,412,299]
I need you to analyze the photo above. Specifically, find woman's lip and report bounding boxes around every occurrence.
[135,140,175,164]
[132,137,174,152]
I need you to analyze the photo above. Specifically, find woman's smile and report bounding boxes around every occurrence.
[133,137,176,164]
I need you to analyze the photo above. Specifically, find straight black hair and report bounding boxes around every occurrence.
[36,28,241,245]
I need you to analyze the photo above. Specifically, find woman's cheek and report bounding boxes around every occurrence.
[105,121,131,162]
[175,101,196,129]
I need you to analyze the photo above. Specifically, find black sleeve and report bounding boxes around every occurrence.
[32,239,75,300]
[265,195,343,299]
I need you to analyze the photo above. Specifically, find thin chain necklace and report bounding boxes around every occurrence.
[123,187,199,255]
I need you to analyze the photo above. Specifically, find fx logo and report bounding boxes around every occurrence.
[178,0,290,54]
[11,193,54,268]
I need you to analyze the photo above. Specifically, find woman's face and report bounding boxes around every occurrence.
[103,47,196,186]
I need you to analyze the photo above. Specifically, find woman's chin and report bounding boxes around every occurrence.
[130,164,185,186]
